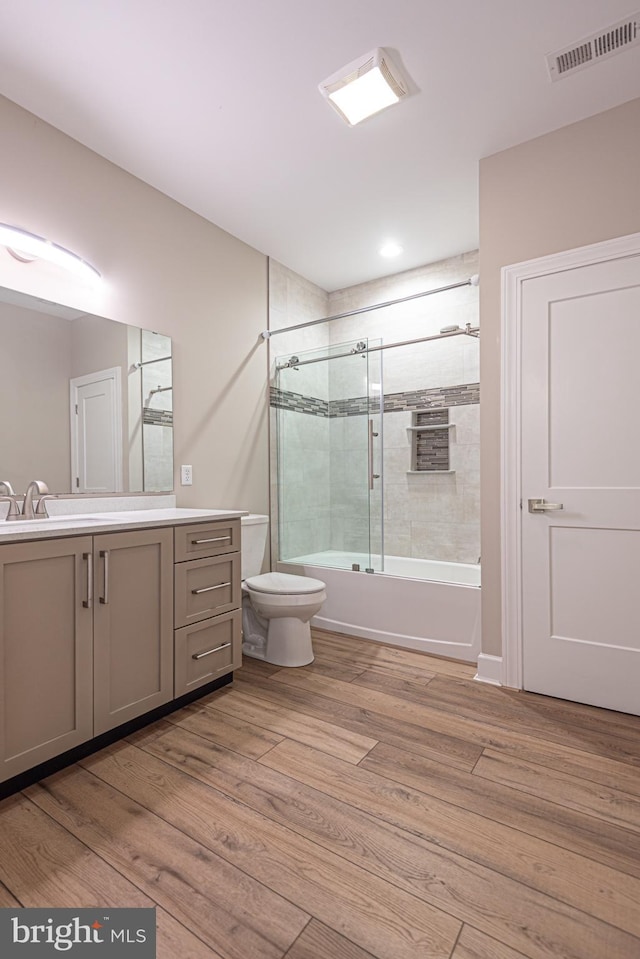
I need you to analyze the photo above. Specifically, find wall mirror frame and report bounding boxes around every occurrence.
[0,286,173,495]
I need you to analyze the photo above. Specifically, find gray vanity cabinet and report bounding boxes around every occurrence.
[0,526,174,780]
[0,536,94,780]
[174,519,242,696]
[92,527,174,735]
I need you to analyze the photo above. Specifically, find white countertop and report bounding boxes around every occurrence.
[0,508,247,543]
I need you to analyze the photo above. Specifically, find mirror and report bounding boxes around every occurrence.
[0,287,173,494]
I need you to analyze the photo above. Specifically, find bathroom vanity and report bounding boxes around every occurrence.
[0,507,243,795]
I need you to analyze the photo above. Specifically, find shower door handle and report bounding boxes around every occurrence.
[368,420,379,490]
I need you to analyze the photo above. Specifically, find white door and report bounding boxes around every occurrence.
[520,253,640,714]
[70,367,123,493]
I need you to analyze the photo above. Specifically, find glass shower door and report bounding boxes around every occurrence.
[275,338,383,573]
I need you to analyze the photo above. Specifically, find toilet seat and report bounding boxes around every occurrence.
[245,571,326,595]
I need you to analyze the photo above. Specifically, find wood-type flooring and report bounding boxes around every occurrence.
[1,628,639,959]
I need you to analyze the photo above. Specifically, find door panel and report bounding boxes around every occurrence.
[521,254,640,715]
[548,286,640,488]
[71,367,122,493]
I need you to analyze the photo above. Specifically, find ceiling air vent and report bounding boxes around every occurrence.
[547,12,640,80]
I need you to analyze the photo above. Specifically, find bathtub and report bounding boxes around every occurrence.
[279,551,481,662]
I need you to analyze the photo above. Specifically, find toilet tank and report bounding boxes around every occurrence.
[241,514,269,580]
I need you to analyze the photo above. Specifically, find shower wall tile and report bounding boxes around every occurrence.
[450,403,480,445]
[384,520,412,558]
[410,521,480,565]
[280,482,330,520]
[450,443,481,476]
[381,399,480,564]
[383,448,412,484]
[270,252,480,568]
[281,518,332,559]
[275,406,330,560]
[463,487,481,524]
[303,449,331,486]
[383,410,412,449]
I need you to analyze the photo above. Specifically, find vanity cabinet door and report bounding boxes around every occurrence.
[92,527,174,736]
[0,536,94,781]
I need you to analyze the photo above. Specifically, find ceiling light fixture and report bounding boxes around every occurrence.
[379,241,403,258]
[0,223,101,281]
[319,47,407,126]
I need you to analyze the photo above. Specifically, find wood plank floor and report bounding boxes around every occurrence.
[1,628,639,959]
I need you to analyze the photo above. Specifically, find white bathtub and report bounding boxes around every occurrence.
[280,551,481,662]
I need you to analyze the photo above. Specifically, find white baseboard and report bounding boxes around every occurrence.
[474,652,503,686]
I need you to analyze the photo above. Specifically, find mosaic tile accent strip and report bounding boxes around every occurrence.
[383,383,479,413]
[414,409,450,471]
[329,396,371,417]
[270,387,329,417]
[143,407,173,427]
[271,383,479,417]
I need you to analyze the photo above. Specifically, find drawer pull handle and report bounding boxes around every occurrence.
[191,581,231,595]
[99,549,109,604]
[192,642,231,660]
[191,535,231,545]
[83,552,93,608]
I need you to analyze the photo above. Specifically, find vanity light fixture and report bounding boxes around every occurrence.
[0,223,101,281]
[319,47,408,126]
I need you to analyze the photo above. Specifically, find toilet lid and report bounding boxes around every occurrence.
[245,572,326,595]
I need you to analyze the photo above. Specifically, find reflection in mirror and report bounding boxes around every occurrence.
[0,288,173,494]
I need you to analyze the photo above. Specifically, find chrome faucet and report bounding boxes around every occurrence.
[0,495,21,520]
[22,480,49,519]
[0,480,15,496]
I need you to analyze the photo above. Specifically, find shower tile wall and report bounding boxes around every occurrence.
[269,250,480,566]
[384,405,480,563]
[328,250,480,565]
[269,261,330,561]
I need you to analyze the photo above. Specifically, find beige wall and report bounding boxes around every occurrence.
[0,95,269,513]
[0,303,71,491]
[479,96,640,658]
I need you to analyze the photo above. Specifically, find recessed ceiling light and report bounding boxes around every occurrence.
[319,47,407,126]
[379,241,403,258]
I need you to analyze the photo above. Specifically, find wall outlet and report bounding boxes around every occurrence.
[180,465,193,486]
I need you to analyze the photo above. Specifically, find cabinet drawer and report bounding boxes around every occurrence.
[175,610,241,696]
[174,519,240,562]
[175,552,241,628]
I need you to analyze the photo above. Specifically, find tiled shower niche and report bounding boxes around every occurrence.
[411,409,453,472]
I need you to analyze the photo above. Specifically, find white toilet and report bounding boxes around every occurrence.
[241,514,326,667]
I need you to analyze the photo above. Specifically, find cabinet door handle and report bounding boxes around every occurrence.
[82,552,93,608]
[99,549,109,604]
[191,581,231,595]
[191,535,231,545]
[192,642,231,660]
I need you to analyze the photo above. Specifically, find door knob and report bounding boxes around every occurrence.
[528,498,564,513]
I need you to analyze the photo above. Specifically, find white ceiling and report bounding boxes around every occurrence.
[0,1,639,292]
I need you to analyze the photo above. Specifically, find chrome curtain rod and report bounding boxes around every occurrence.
[276,324,480,371]
[262,275,479,340]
